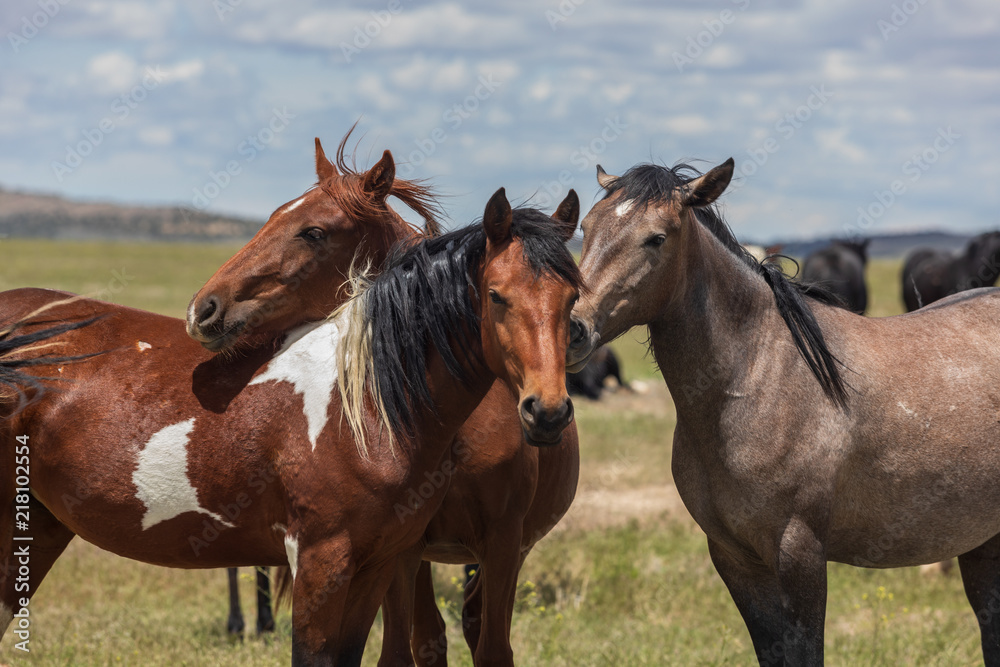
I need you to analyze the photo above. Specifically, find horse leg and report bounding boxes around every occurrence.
[336,558,402,666]
[461,566,483,657]
[410,561,448,667]
[378,547,422,667]
[1,494,75,639]
[290,540,396,667]
[255,566,275,634]
[471,528,523,667]
[226,568,246,637]
[708,535,827,666]
[958,534,1000,666]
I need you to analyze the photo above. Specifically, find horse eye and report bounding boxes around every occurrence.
[488,290,506,305]
[645,234,666,248]
[301,227,325,241]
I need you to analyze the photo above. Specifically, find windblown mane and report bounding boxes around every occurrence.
[0,301,104,411]
[318,129,443,238]
[336,208,581,455]
[603,162,850,409]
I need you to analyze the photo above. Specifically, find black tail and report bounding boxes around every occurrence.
[0,316,105,413]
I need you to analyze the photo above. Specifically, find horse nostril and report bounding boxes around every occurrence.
[196,295,221,328]
[520,396,538,427]
[561,397,574,426]
[569,318,588,348]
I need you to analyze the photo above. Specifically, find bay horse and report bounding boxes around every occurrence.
[0,185,580,664]
[192,151,583,666]
[566,159,1000,665]
[901,230,1000,311]
[800,239,869,315]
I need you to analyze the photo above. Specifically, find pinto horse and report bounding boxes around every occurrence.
[193,149,582,666]
[567,159,1000,665]
[0,189,580,665]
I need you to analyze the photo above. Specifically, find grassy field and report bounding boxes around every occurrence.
[0,241,987,665]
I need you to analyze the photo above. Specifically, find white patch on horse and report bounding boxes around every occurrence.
[615,200,634,217]
[272,523,287,534]
[285,196,306,213]
[0,601,13,635]
[250,319,342,451]
[897,401,916,416]
[284,533,299,580]
[136,341,152,352]
[133,418,234,530]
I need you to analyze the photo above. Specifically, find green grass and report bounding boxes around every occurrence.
[0,241,985,665]
[0,238,241,319]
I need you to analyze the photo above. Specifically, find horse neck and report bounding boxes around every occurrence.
[647,219,780,421]
[397,333,495,469]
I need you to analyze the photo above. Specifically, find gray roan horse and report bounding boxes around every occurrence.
[566,158,1000,665]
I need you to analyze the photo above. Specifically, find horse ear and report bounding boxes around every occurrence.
[483,187,512,246]
[596,165,618,189]
[363,150,395,203]
[552,189,579,242]
[315,138,336,182]
[683,158,734,208]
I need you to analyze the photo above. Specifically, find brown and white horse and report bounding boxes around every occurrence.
[192,145,582,666]
[0,177,580,664]
[567,158,1000,665]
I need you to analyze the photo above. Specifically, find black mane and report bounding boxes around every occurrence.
[363,208,581,438]
[604,162,850,409]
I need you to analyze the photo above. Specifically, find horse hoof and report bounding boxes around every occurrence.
[227,617,246,638]
[257,617,276,634]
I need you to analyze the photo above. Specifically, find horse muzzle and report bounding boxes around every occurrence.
[519,395,574,447]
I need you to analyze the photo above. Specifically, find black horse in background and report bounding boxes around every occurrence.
[566,345,630,400]
[800,239,870,314]
[226,567,274,637]
[901,230,1000,311]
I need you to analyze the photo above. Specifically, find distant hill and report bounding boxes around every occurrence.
[764,231,975,259]
[0,187,263,242]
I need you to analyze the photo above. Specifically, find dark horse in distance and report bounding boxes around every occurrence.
[901,230,1000,311]
[800,239,869,315]
[566,345,630,400]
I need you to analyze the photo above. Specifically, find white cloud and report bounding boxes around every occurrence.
[160,60,205,83]
[86,51,139,92]
[138,126,174,146]
[661,115,712,136]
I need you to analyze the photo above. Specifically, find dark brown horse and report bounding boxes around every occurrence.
[901,230,1000,311]
[566,345,630,400]
[0,175,579,664]
[193,151,582,667]
[800,239,869,315]
[567,159,1000,665]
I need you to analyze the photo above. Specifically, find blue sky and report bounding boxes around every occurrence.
[2,0,997,241]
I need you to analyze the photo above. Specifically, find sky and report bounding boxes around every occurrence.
[1,0,998,242]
